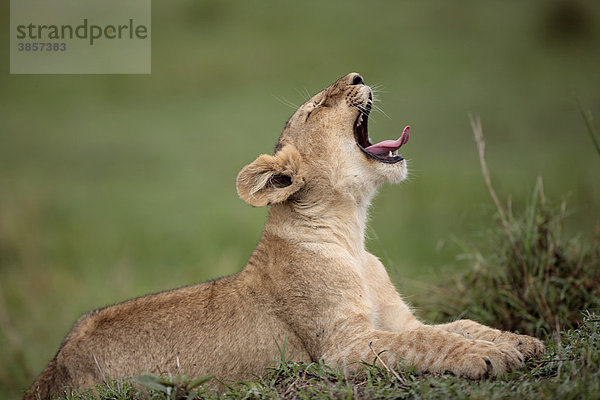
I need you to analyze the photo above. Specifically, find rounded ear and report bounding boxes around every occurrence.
[236,144,305,207]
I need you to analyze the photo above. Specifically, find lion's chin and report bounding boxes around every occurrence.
[381,160,408,184]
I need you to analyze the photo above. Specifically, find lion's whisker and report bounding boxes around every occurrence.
[274,95,299,110]
[372,104,392,121]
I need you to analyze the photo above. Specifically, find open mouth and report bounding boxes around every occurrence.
[353,104,410,164]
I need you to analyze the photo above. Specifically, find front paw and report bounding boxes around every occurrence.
[493,332,545,359]
[448,340,524,379]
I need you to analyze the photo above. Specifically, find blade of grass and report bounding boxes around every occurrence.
[576,99,600,160]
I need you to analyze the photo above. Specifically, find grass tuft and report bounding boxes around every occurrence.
[428,178,600,337]
[424,118,600,337]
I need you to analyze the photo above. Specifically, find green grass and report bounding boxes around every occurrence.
[1,1,600,399]
[47,311,600,400]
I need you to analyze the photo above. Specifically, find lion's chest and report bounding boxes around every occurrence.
[296,242,380,326]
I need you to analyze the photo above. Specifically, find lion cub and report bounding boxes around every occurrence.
[26,73,543,399]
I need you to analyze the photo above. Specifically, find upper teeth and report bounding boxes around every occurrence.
[357,114,363,126]
[388,150,398,157]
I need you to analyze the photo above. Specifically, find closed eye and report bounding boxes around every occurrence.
[305,102,323,121]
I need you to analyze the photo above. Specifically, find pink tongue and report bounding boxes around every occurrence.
[365,125,410,155]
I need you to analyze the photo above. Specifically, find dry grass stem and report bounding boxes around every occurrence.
[368,341,407,386]
[470,115,529,290]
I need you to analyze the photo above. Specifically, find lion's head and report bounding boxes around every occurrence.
[237,73,410,208]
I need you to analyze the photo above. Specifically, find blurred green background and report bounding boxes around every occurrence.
[1,0,599,398]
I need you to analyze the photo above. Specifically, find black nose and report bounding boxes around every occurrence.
[351,74,365,85]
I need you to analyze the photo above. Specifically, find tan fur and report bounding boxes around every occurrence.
[25,73,543,399]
